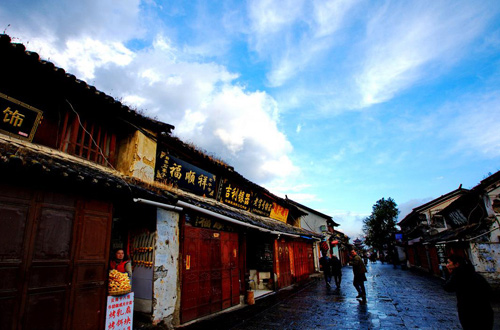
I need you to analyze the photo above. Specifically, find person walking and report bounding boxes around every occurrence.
[331,254,342,290]
[350,249,367,303]
[319,254,333,288]
[443,255,493,330]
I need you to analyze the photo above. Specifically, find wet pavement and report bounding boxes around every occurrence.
[178,261,500,330]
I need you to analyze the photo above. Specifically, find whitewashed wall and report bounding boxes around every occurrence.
[470,242,500,290]
[152,208,180,327]
[298,207,329,271]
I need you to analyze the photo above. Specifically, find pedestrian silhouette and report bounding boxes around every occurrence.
[331,254,342,290]
[350,249,367,303]
[319,254,333,289]
[443,255,493,330]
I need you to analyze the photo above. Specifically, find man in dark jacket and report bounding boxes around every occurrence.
[331,254,342,290]
[443,255,493,330]
[350,250,367,303]
[319,255,332,288]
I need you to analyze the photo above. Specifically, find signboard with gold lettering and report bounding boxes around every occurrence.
[250,194,273,217]
[219,179,251,211]
[0,93,43,142]
[155,151,216,198]
[270,202,289,223]
[186,213,235,232]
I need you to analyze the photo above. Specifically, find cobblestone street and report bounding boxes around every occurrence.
[181,262,499,330]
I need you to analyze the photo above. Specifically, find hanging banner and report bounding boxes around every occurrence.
[0,92,43,142]
[155,152,216,198]
[105,292,134,330]
[270,202,289,223]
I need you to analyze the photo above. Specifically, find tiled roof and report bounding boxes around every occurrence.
[0,34,174,135]
[177,190,321,238]
[0,135,175,203]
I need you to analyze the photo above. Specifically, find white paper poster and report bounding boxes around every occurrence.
[105,292,134,330]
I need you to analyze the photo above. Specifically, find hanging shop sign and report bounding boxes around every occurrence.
[250,194,274,217]
[270,202,289,223]
[219,179,252,211]
[155,151,216,198]
[0,92,43,142]
[185,213,235,232]
[436,244,447,265]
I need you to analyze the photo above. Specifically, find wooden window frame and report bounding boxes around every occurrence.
[59,112,116,167]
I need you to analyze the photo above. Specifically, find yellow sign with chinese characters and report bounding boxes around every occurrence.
[270,202,289,223]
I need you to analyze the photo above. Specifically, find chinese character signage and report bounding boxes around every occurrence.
[436,244,447,264]
[155,151,216,198]
[186,213,235,232]
[250,194,273,217]
[105,292,134,330]
[270,202,289,223]
[220,179,252,210]
[0,92,43,142]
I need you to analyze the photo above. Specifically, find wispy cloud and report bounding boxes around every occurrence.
[356,1,497,107]
[247,0,357,87]
[441,91,500,157]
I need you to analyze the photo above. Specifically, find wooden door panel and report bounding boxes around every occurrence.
[71,286,107,330]
[32,207,73,260]
[0,186,112,330]
[180,228,200,323]
[0,296,16,330]
[181,227,240,324]
[28,265,69,289]
[277,240,292,288]
[24,291,66,330]
[78,213,109,260]
[24,202,75,329]
[0,199,31,330]
[71,201,112,330]
[0,202,29,261]
[229,233,240,305]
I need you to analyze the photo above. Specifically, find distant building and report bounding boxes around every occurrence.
[399,175,500,291]
[285,198,350,266]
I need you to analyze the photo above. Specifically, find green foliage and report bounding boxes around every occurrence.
[362,197,399,251]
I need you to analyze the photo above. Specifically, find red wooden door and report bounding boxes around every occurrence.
[276,239,292,289]
[70,200,112,329]
[221,232,239,308]
[292,242,314,282]
[23,191,77,330]
[0,183,112,330]
[181,226,239,324]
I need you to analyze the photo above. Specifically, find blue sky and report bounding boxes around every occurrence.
[2,0,500,239]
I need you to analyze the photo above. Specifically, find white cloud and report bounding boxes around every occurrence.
[443,91,500,157]
[247,0,357,87]
[329,210,369,239]
[176,85,298,182]
[398,198,433,220]
[356,1,496,107]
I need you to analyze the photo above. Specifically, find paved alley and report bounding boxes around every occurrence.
[231,262,463,329]
[180,262,499,330]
